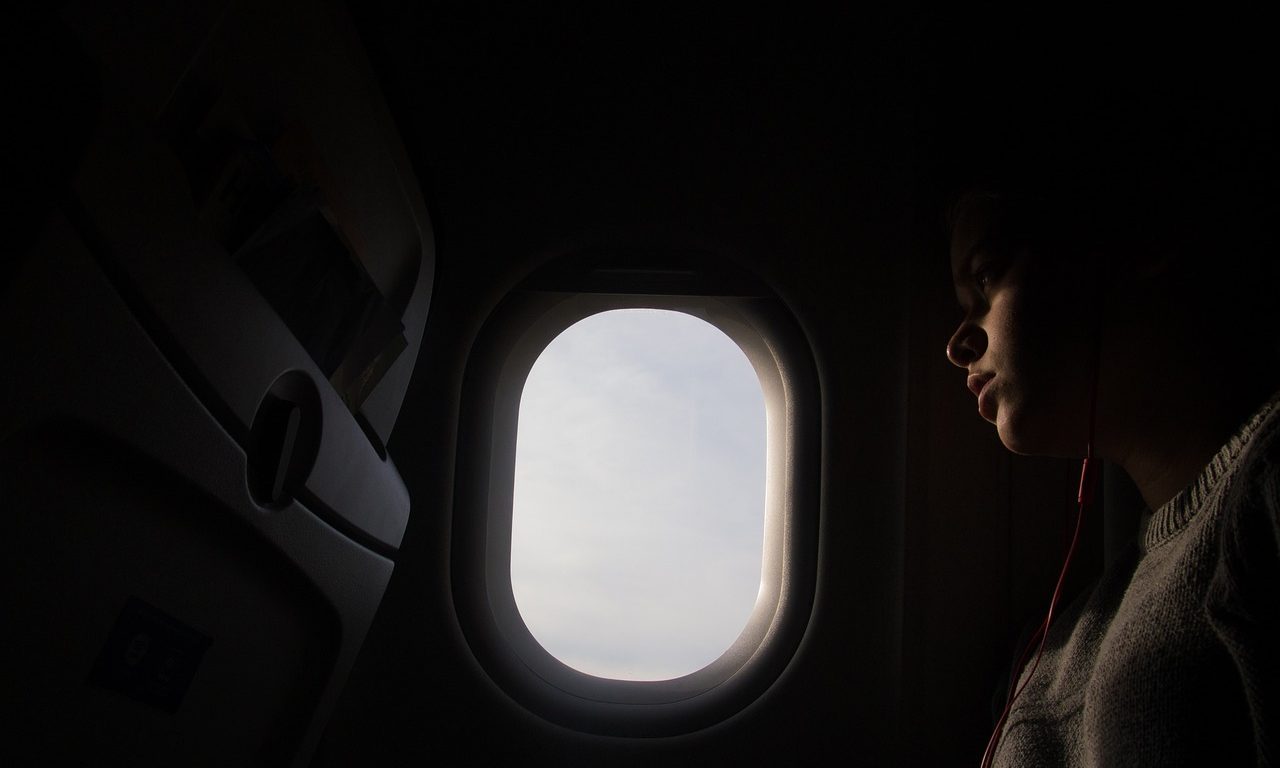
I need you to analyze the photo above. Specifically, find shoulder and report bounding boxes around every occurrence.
[1206,392,1280,765]
[1230,397,1280,542]
[1211,394,1280,614]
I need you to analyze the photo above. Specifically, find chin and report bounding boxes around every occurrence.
[996,422,1034,455]
[995,410,1075,458]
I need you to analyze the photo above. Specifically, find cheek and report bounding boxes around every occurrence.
[985,296,1035,367]
[1010,297,1098,425]
[990,292,1077,399]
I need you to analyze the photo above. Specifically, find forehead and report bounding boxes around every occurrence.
[949,194,1000,281]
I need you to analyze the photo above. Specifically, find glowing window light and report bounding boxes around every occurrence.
[511,309,766,681]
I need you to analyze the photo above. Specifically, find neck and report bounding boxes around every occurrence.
[1104,366,1276,511]
[1093,272,1280,512]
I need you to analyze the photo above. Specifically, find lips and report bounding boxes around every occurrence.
[966,373,993,398]
[967,373,996,421]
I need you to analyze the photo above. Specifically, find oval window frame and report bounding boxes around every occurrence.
[451,256,820,736]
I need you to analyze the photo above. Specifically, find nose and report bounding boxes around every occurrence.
[946,320,986,368]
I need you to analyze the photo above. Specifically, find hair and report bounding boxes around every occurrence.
[938,80,1279,355]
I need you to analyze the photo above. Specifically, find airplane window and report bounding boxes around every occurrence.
[453,282,817,735]
[511,309,766,681]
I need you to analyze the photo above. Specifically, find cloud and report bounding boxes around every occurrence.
[510,308,766,680]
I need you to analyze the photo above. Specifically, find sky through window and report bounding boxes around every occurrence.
[511,309,767,681]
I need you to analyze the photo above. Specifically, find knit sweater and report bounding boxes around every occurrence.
[992,391,1280,767]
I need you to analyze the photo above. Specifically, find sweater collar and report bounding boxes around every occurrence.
[1143,388,1280,551]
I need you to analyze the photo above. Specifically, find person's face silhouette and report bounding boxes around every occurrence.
[946,194,1098,457]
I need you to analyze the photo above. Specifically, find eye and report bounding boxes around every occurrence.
[972,265,993,291]
[971,257,1004,293]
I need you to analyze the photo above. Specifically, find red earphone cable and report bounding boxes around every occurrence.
[979,462,1092,768]
[980,318,1102,768]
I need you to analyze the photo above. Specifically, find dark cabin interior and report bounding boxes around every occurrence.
[4,3,1272,765]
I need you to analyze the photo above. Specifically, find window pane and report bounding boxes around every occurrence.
[511,309,766,681]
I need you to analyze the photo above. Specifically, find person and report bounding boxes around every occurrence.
[943,87,1280,766]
